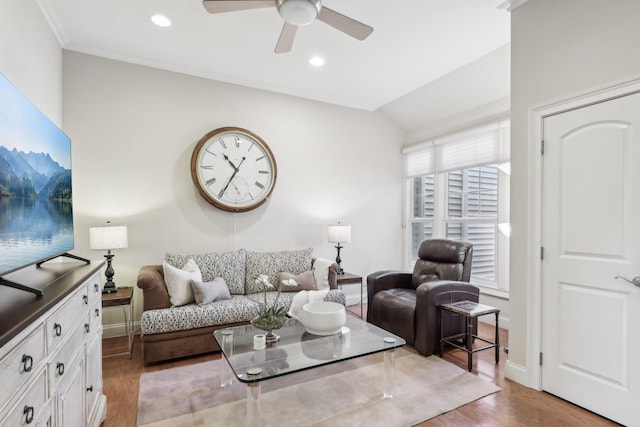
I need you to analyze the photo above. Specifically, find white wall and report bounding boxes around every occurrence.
[62,52,405,331]
[0,0,62,124]
[379,44,510,143]
[509,0,640,384]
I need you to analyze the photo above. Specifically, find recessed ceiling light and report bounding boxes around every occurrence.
[151,14,172,28]
[309,56,325,67]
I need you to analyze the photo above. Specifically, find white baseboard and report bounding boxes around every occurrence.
[102,321,139,339]
[345,293,365,307]
[504,360,532,387]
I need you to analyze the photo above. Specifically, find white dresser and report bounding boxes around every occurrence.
[0,261,106,427]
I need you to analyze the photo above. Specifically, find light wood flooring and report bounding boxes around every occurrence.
[101,305,619,426]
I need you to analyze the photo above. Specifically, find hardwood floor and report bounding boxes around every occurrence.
[101,305,619,426]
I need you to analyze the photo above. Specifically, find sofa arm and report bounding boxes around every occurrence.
[366,271,412,321]
[414,280,480,356]
[327,262,339,290]
[137,265,171,311]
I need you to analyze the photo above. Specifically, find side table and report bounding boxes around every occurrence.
[337,272,363,319]
[438,300,500,372]
[102,286,134,359]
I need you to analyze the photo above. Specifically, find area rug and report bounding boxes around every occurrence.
[137,348,500,426]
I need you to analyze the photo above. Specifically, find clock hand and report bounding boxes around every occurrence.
[223,153,237,171]
[219,170,238,198]
[218,157,247,198]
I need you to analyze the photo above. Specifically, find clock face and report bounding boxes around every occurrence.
[191,127,277,212]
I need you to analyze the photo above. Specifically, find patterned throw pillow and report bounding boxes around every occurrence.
[163,259,202,306]
[245,248,313,294]
[190,277,232,306]
[165,249,246,295]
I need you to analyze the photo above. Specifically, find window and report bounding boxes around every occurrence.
[404,121,510,293]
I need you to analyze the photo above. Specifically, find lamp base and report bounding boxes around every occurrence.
[102,252,118,293]
[102,281,117,294]
[334,244,344,275]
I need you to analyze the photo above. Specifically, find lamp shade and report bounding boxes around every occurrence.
[328,224,351,244]
[89,225,128,250]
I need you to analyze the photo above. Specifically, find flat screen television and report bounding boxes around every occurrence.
[0,73,86,295]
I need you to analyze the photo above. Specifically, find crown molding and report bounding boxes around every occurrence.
[36,0,68,47]
[497,0,529,12]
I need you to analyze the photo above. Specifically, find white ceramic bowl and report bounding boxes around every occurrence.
[301,302,346,336]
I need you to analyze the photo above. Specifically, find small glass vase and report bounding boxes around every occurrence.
[251,314,287,343]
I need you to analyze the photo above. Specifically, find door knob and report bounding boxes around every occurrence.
[614,276,640,287]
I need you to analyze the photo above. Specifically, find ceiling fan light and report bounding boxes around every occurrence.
[277,0,321,26]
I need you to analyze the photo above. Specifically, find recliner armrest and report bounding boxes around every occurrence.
[137,265,171,311]
[414,280,480,356]
[366,271,412,321]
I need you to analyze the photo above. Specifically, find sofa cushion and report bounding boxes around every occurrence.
[190,277,232,306]
[245,248,313,294]
[140,289,346,335]
[163,259,202,307]
[166,249,246,295]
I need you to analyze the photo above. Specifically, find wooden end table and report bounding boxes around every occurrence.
[337,272,363,319]
[101,286,134,359]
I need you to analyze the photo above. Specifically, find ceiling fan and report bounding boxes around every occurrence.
[202,0,374,54]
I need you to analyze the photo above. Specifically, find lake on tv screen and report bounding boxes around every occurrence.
[0,198,74,274]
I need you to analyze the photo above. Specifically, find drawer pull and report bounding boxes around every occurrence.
[95,308,100,317]
[94,283,99,292]
[23,405,34,424]
[22,354,33,372]
[53,323,62,337]
[57,362,65,376]
[87,385,94,392]
[83,294,88,304]
[85,323,90,333]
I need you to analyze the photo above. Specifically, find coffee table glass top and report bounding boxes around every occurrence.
[213,316,405,383]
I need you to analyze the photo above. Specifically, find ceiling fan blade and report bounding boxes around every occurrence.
[317,7,373,41]
[202,0,274,14]
[275,22,297,54]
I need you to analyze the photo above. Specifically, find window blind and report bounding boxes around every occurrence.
[403,120,510,174]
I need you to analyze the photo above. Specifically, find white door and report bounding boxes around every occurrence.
[542,92,640,426]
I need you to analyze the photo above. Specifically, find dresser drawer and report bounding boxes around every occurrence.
[46,286,89,353]
[0,324,45,413]
[86,273,102,305]
[0,368,47,427]
[88,295,102,338]
[48,320,85,393]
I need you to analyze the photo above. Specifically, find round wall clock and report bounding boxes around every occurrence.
[191,127,278,212]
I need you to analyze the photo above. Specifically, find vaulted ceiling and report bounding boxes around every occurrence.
[39,0,510,129]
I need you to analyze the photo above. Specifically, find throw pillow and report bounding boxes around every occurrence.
[278,270,317,292]
[190,277,232,306]
[163,259,202,306]
[165,249,246,295]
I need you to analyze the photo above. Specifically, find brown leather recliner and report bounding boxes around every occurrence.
[367,239,479,356]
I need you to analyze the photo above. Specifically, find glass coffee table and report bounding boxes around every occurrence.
[213,315,405,426]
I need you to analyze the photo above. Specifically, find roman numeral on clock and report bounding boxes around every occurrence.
[218,138,227,149]
[258,170,269,174]
[255,182,265,190]
[200,165,213,170]
[205,177,216,186]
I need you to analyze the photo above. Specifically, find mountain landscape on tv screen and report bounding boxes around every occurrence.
[0,145,73,275]
[0,145,70,200]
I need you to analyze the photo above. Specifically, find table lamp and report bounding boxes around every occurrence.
[89,221,128,294]
[328,223,351,275]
